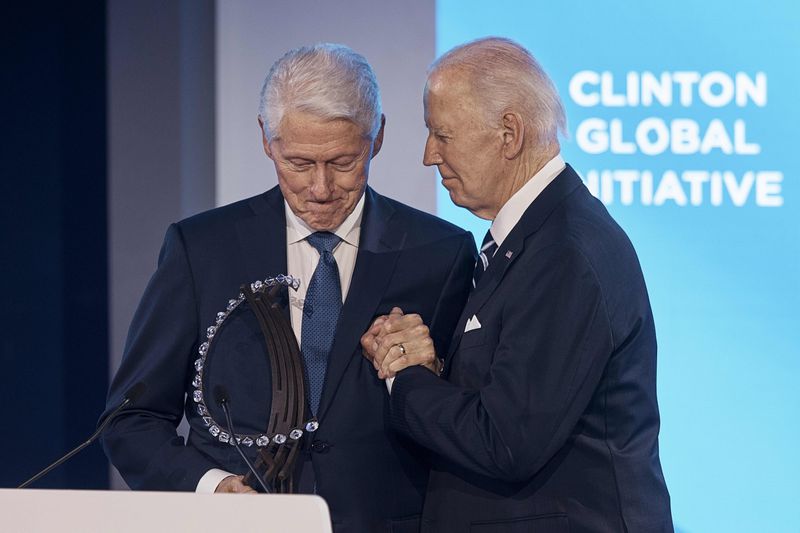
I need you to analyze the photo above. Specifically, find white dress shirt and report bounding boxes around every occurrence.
[488,154,565,247]
[285,194,364,344]
[196,193,365,493]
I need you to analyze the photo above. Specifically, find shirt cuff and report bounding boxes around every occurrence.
[385,376,396,394]
[196,468,235,493]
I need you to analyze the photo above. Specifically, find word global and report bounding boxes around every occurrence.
[583,169,783,207]
[575,118,759,156]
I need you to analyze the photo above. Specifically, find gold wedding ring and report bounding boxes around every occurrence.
[397,343,406,355]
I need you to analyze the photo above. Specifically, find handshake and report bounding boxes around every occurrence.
[360,307,443,380]
[216,307,440,494]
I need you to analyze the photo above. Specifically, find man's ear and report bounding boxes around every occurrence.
[371,114,386,159]
[501,112,525,160]
[258,117,274,160]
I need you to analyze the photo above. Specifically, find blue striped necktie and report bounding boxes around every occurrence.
[301,231,342,415]
[473,229,497,286]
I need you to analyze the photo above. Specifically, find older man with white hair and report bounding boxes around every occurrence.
[102,43,475,532]
[363,37,673,532]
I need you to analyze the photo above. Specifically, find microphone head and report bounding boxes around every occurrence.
[125,382,147,403]
[213,385,229,407]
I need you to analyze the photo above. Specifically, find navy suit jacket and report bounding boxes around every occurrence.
[102,186,475,533]
[390,166,673,532]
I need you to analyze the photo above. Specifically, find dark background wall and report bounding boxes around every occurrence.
[106,0,217,489]
[0,2,109,488]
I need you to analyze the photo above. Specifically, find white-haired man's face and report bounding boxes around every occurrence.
[262,111,384,231]
[423,69,509,220]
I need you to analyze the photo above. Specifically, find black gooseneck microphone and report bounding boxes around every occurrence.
[18,382,147,489]
[213,385,270,493]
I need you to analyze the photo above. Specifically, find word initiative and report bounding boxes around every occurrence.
[568,70,783,207]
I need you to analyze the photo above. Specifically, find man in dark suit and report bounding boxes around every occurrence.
[362,37,673,532]
[101,43,475,533]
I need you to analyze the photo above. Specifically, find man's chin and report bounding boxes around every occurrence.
[447,189,466,208]
[296,195,363,231]
[301,211,346,232]
[447,191,489,219]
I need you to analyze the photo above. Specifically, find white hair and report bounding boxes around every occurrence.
[258,43,382,141]
[429,37,566,145]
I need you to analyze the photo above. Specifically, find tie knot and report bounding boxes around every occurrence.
[307,231,341,254]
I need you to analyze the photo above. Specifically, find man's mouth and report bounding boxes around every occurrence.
[308,198,340,208]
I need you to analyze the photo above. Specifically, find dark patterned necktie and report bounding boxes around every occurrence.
[301,231,342,415]
[473,229,498,286]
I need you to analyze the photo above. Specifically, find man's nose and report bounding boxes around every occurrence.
[422,138,442,167]
[309,164,334,197]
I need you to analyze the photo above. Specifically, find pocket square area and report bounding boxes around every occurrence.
[464,315,482,332]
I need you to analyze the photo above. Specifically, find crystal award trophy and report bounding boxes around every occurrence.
[191,275,317,493]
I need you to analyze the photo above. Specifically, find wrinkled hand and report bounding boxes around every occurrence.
[360,307,437,379]
[360,308,397,366]
[215,475,257,493]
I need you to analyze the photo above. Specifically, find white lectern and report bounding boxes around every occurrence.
[0,489,332,532]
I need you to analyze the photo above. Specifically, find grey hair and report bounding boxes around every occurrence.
[258,43,382,141]
[429,37,566,145]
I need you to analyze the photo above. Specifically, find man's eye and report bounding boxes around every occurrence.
[288,160,313,169]
[332,162,356,171]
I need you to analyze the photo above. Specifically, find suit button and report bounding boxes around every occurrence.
[311,441,330,453]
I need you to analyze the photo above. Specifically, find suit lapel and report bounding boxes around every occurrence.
[444,166,584,367]
[317,187,404,420]
[235,186,290,314]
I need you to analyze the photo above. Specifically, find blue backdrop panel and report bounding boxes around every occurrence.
[436,2,799,532]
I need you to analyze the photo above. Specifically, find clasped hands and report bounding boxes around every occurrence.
[217,308,437,493]
[360,307,440,379]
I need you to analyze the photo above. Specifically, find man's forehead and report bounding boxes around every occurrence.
[274,112,365,143]
[426,75,481,123]
[425,68,482,121]
[280,110,355,129]
[427,66,473,96]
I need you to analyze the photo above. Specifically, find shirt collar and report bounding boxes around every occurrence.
[490,154,565,247]
[285,192,365,247]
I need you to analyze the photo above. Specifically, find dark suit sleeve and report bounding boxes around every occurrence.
[100,224,219,490]
[427,232,476,357]
[390,244,613,483]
